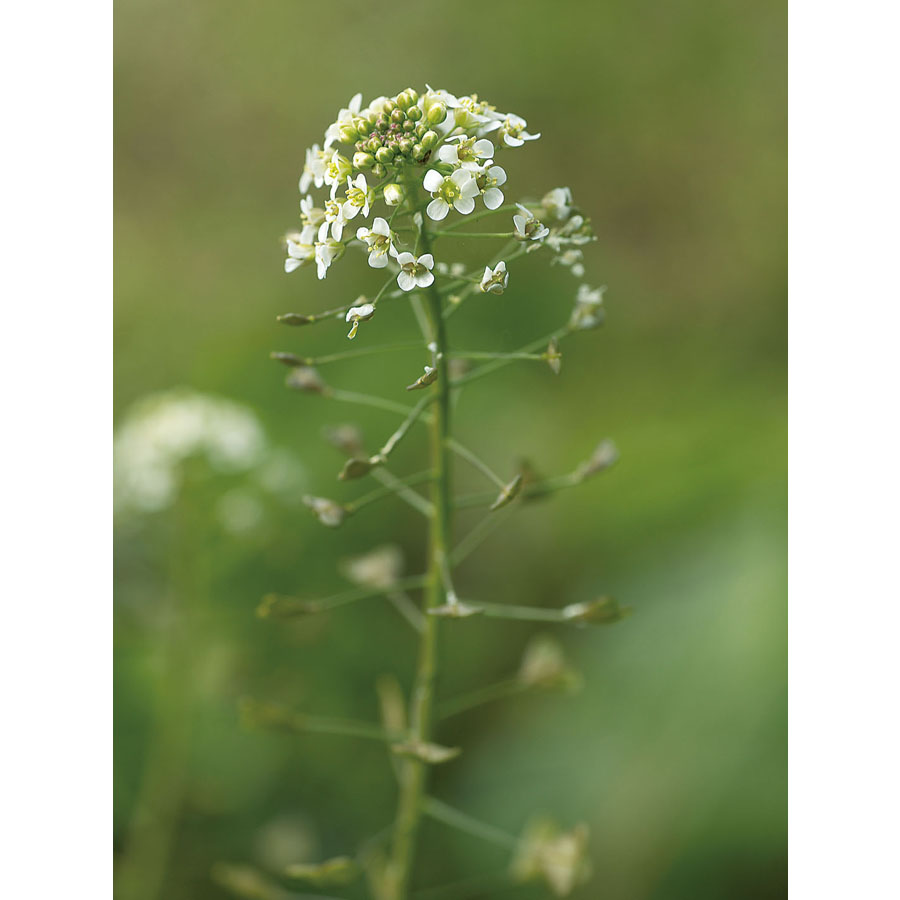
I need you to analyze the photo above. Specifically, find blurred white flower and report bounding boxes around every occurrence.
[114,390,267,514]
[345,301,376,339]
[541,187,574,221]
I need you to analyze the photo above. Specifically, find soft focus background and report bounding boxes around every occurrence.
[114,1,786,898]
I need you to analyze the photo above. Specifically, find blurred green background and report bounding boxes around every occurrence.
[114,1,786,898]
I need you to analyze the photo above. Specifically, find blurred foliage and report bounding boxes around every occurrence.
[114,0,786,898]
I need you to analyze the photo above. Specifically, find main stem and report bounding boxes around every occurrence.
[388,193,453,898]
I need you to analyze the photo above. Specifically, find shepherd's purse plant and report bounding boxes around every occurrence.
[229,86,626,900]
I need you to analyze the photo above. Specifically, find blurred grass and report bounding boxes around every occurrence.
[114,0,786,897]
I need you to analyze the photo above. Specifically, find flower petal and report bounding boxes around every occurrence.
[483,188,503,209]
[418,253,434,269]
[423,169,444,193]
[454,196,475,215]
[416,270,435,288]
[397,271,416,291]
[426,198,449,220]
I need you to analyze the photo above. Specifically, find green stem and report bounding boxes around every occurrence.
[437,679,528,719]
[389,183,453,899]
[422,797,519,849]
[451,327,570,387]
[433,231,514,239]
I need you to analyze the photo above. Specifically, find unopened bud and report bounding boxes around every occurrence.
[392,741,461,764]
[284,856,360,886]
[575,439,619,480]
[353,151,375,170]
[371,162,386,177]
[406,104,422,121]
[563,596,631,625]
[426,101,447,125]
[323,424,365,456]
[302,495,347,528]
[420,130,439,150]
[270,351,309,367]
[375,146,395,164]
[490,474,523,511]
[406,365,438,391]
[383,183,405,206]
[277,313,314,326]
[285,365,327,394]
[412,143,425,160]
[544,337,562,375]
[338,456,378,481]
[339,125,358,144]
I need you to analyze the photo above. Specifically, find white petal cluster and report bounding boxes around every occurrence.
[396,252,434,292]
[115,390,267,514]
[479,261,509,294]
[283,85,542,282]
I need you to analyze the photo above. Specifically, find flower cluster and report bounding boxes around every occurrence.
[282,86,606,340]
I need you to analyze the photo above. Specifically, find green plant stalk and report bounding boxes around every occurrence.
[388,187,453,898]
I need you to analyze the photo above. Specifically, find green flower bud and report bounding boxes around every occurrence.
[365,136,382,153]
[402,119,415,133]
[396,88,418,109]
[375,146,395,164]
[426,101,447,125]
[390,108,405,124]
[412,143,425,160]
[352,116,369,133]
[382,99,397,115]
[353,151,375,169]
[371,162,386,177]
[398,137,414,155]
[338,125,358,144]
[420,130,439,150]
[406,104,422,121]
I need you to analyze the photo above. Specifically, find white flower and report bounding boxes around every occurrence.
[342,173,373,220]
[452,94,501,131]
[513,204,550,242]
[324,93,363,149]
[479,261,509,294]
[319,197,349,241]
[284,227,316,273]
[345,301,376,339]
[383,183,405,206]
[476,165,507,209]
[542,187,573,221]
[570,284,606,330]
[437,135,495,171]
[299,144,328,193]
[356,217,395,269]
[303,495,346,528]
[300,194,325,229]
[395,252,435,291]
[497,114,540,147]
[552,248,584,278]
[423,169,479,220]
[314,239,344,280]
[324,151,352,194]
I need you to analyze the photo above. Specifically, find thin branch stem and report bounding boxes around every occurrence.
[371,469,434,518]
[258,574,429,618]
[432,231,514,239]
[422,797,519,850]
[451,327,570,387]
[449,350,545,362]
[437,679,528,719]
[446,439,506,490]
[449,508,511,566]
[452,472,582,509]
[345,470,434,514]
[306,342,424,366]
[377,394,433,461]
